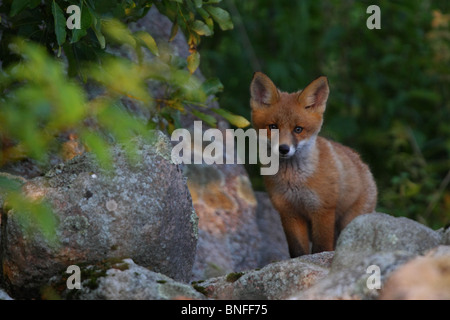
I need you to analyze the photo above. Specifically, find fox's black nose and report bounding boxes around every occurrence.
[279,144,290,155]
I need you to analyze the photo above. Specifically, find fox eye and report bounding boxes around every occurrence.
[268,124,278,130]
[294,126,303,134]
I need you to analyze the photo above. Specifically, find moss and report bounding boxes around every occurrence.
[192,284,207,296]
[226,272,245,283]
[44,257,130,300]
[156,280,167,284]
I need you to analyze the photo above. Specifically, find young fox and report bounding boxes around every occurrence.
[250,72,377,257]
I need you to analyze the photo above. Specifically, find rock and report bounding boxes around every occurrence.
[292,212,442,300]
[426,245,450,257]
[331,212,441,271]
[189,163,259,280]
[188,169,289,281]
[1,135,197,298]
[441,227,450,245]
[199,251,333,300]
[52,259,204,300]
[0,287,13,300]
[254,191,290,267]
[292,251,416,300]
[379,246,450,300]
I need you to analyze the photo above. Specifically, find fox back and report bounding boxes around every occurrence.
[250,72,377,257]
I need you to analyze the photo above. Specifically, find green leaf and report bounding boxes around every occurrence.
[134,31,159,56]
[169,21,179,42]
[87,4,106,49]
[191,20,213,36]
[80,130,113,171]
[211,108,250,128]
[52,0,67,46]
[103,19,136,47]
[204,6,233,31]
[10,0,30,16]
[7,191,59,244]
[187,51,200,74]
[201,78,224,96]
[71,4,93,43]
[191,109,217,127]
[0,176,23,192]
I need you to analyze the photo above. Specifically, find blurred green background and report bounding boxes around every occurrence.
[200,0,450,228]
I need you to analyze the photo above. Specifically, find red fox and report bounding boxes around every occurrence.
[250,72,377,257]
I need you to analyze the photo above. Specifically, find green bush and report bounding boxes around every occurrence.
[0,0,250,166]
[0,0,245,240]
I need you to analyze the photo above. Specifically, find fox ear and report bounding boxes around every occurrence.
[250,72,280,107]
[297,76,329,113]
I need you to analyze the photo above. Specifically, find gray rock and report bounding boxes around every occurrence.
[379,246,450,300]
[200,251,333,300]
[254,191,290,267]
[190,186,290,281]
[1,135,197,298]
[292,251,416,300]
[331,212,441,271]
[291,213,442,300]
[189,164,260,280]
[441,227,450,245]
[0,287,13,300]
[57,259,205,300]
[426,244,450,257]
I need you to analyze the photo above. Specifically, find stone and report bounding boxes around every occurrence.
[331,212,441,271]
[292,251,416,300]
[379,246,450,300]
[441,227,450,245]
[53,259,205,300]
[1,135,197,298]
[254,191,290,267]
[189,163,259,280]
[291,213,442,300]
[0,287,13,300]
[200,251,333,300]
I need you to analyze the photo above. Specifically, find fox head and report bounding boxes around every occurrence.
[250,72,329,159]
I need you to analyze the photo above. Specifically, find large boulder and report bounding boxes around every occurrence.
[188,163,260,280]
[0,134,198,298]
[292,212,443,300]
[331,212,441,270]
[188,163,290,281]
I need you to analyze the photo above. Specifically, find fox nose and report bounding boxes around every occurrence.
[279,144,290,155]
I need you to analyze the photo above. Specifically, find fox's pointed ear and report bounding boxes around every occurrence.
[297,76,329,113]
[250,72,280,108]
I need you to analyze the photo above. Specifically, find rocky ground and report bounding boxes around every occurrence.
[0,132,449,300]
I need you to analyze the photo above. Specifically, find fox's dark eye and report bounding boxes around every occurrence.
[268,124,278,130]
[294,126,303,134]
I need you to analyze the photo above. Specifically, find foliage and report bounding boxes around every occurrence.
[0,0,243,239]
[0,0,248,166]
[200,0,450,228]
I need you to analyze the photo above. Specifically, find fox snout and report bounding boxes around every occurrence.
[274,135,317,159]
[271,140,296,158]
[278,144,295,158]
[279,144,291,155]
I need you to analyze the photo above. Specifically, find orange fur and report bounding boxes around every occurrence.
[250,72,377,257]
